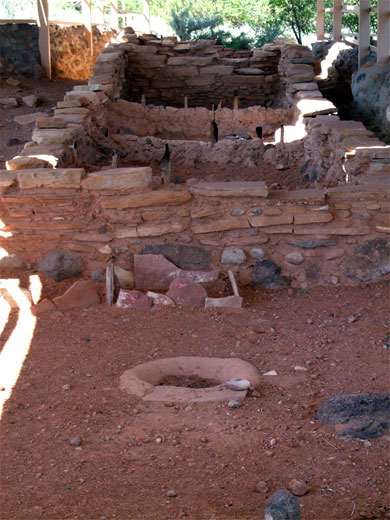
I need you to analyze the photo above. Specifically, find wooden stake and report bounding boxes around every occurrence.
[184,96,188,108]
[228,270,240,297]
[106,259,114,306]
[141,94,146,106]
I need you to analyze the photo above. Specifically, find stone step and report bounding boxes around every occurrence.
[190,181,268,198]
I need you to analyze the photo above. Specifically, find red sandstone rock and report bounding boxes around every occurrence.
[116,289,152,309]
[146,291,175,306]
[167,279,207,307]
[53,281,100,311]
[31,299,56,316]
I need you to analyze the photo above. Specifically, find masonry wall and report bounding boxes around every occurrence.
[0,23,41,78]
[1,168,389,289]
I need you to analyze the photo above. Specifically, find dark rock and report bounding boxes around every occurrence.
[287,240,336,249]
[341,238,390,282]
[6,138,23,147]
[252,259,289,290]
[173,176,184,184]
[0,253,25,270]
[264,489,300,520]
[309,164,318,183]
[37,249,84,281]
[142,243,211,270]
[317,392,390,439]
[91,269,105,283]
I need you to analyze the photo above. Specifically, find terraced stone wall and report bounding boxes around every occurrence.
[1,168,389,289]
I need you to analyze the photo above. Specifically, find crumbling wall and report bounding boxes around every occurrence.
[50,24,118,80]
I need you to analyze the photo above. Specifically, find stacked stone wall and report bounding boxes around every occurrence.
[1,167,389,289]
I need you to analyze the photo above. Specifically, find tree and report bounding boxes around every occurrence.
[266,0,316,44]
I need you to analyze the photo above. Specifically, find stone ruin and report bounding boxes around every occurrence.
[1,30,389,296]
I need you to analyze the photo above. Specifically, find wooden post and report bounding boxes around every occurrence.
[377,0,390,64]
[317,0,324,40]
[184,96,188,108]
[333,0,342,41]
[111,0,119,28]
[143,0,150,31]
[359,0,371,65]
[37,0,51,79]
[82,0,93,57]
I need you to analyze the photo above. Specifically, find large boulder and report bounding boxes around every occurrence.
[37,249,84,281]
[264,489,300,520]
[317,392,390,439]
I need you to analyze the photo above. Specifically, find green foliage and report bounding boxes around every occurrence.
[0,0,35,19]
[266,0,316,44]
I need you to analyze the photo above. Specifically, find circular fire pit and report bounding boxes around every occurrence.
[120,356,261,403]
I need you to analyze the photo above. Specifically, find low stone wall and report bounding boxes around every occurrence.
[1,168,389,289]
[0,23,41,78]
[302,115,390,186]
[104,100,294,140]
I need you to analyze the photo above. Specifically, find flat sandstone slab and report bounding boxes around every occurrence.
[16,168,84,189]
[82,167,152,190]
[190,181,268,198]
[101,189,191,209]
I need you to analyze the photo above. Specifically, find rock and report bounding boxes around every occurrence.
[285,252,304,265]
[221,248,246,265]
[14,112,47,125]
[0,97,18,107]
[81,167,152,190]
[287,240,336,249]
[249,248,265,260]
[252,259,289,290]
[142,243,211,270]
[256,481,269,493]
[91,269,105,283]
[263,370,278,376]
[228,399,242,408]
[62,384,71,391]
[53,281,99,311]
[146,291,175,306]
[204,295,243,308]
[0,254,25,270]
[342,238,390,282]
[166,490,177,497]
[6,138,23,146]
[6,77,20,87]
[31,299,56,316]
[231,208,245,216]
[70,437,82,447]
[190,181,268,198]
[317,392,390,439]
[264,489,300,520]
[288,479,309,497]
[37,249,84,281]
[294,366,307,372]
[134,254,218,291]
[167,279,207,306]
[114,265,134,289]
[226,378,251,391]
[22,94,40,107]
[17,168,83,189]
[116,289,152,309]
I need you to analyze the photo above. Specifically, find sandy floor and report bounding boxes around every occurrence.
[0,274,389,520]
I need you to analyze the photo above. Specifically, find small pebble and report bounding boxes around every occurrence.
[270,438,277,446]
[256,480,269,493]
[294,365,308,372]
[70,436,82,447]
[62,384,71,391]
[226,378,251,391]
[288,478,309,496]
[228,400,241,409]
[167,490,177,497]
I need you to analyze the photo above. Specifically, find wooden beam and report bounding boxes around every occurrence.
[37,0,51,79]
[377,0,390,63]
[82,0,93,56]
[317,0,325,40]
[143,0,150,31]
[111,0,119,28]
[359,0,371,65]
[333,0,342,41]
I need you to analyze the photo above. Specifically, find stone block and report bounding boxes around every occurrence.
[116,289,152,309]
[53,281,99,311]
[82,167,152,190]
[167,279,207,306]
[167,56,214,66]
[146,291,175,306]
[249,214,293,227]
[54,107,89,115]
[233,68,265,75]
[0,171,18,188]
[32,127,79,144]
[190,181,268,198]
[17,168,83,189]
[200,65,234,75]
[0,98,18,107]
[142,243,211,269]
[6,155,56,170]
[191,217,250,234]
[293,211,333,225]
[14,112,47,125]
[137,221,187,237]
[204,296,243,308]
[57,100,82,109]
[287,72,315,83]
[185,75,216,86]
[221,248,246,265]
[22,95,39,107]
[36,117,68,129]
[101,189,191,209]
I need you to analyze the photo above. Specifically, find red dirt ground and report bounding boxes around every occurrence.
[1,273,389,520]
